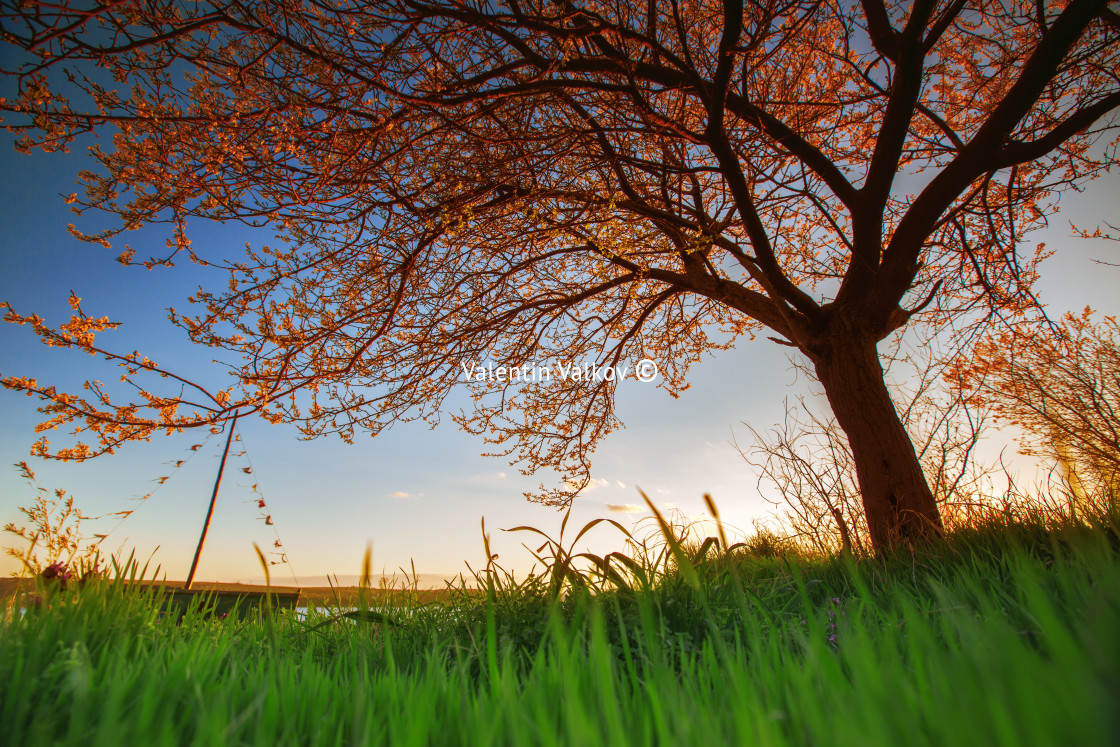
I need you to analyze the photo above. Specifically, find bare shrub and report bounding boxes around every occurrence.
[953,310,1120,517]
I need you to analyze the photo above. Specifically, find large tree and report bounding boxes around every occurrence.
[2,0,1118,550]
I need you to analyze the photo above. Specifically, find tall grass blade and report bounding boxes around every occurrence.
[640,489,700,590]
[360,542,372,590]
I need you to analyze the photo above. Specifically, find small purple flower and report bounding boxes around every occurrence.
[41,562,74,589]
[825,597,843,648]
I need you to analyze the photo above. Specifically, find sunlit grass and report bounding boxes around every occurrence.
[2,505,1118,746]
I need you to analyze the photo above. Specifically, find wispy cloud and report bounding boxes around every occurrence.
[565,477,612,494]
[615,480,626,489]
[606,503,647,514]
[388,490,422,500]
[470,472,508,484]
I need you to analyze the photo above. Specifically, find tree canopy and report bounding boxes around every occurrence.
[2,0,1118,548]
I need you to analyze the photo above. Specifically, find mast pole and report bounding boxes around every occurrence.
[184,412,239,590]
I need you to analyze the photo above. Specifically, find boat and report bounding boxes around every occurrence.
[153,585,302,620]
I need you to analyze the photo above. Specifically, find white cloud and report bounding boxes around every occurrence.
[388,491,422,500]
[470,472,509,484]
[615,480,626,489]
[606,504,647,514]
[563,477,611,494]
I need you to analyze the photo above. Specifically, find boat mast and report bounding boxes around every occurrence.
[184,411,240,590]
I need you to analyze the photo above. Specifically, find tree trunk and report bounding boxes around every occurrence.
[812,334,944,552]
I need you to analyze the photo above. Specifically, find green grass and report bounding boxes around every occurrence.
[2,514,1118,746]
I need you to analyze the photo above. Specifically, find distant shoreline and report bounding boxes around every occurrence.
[229,573,464,589]
[0,577,469,607]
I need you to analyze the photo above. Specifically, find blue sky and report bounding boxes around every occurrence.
[2,131,1118,585]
